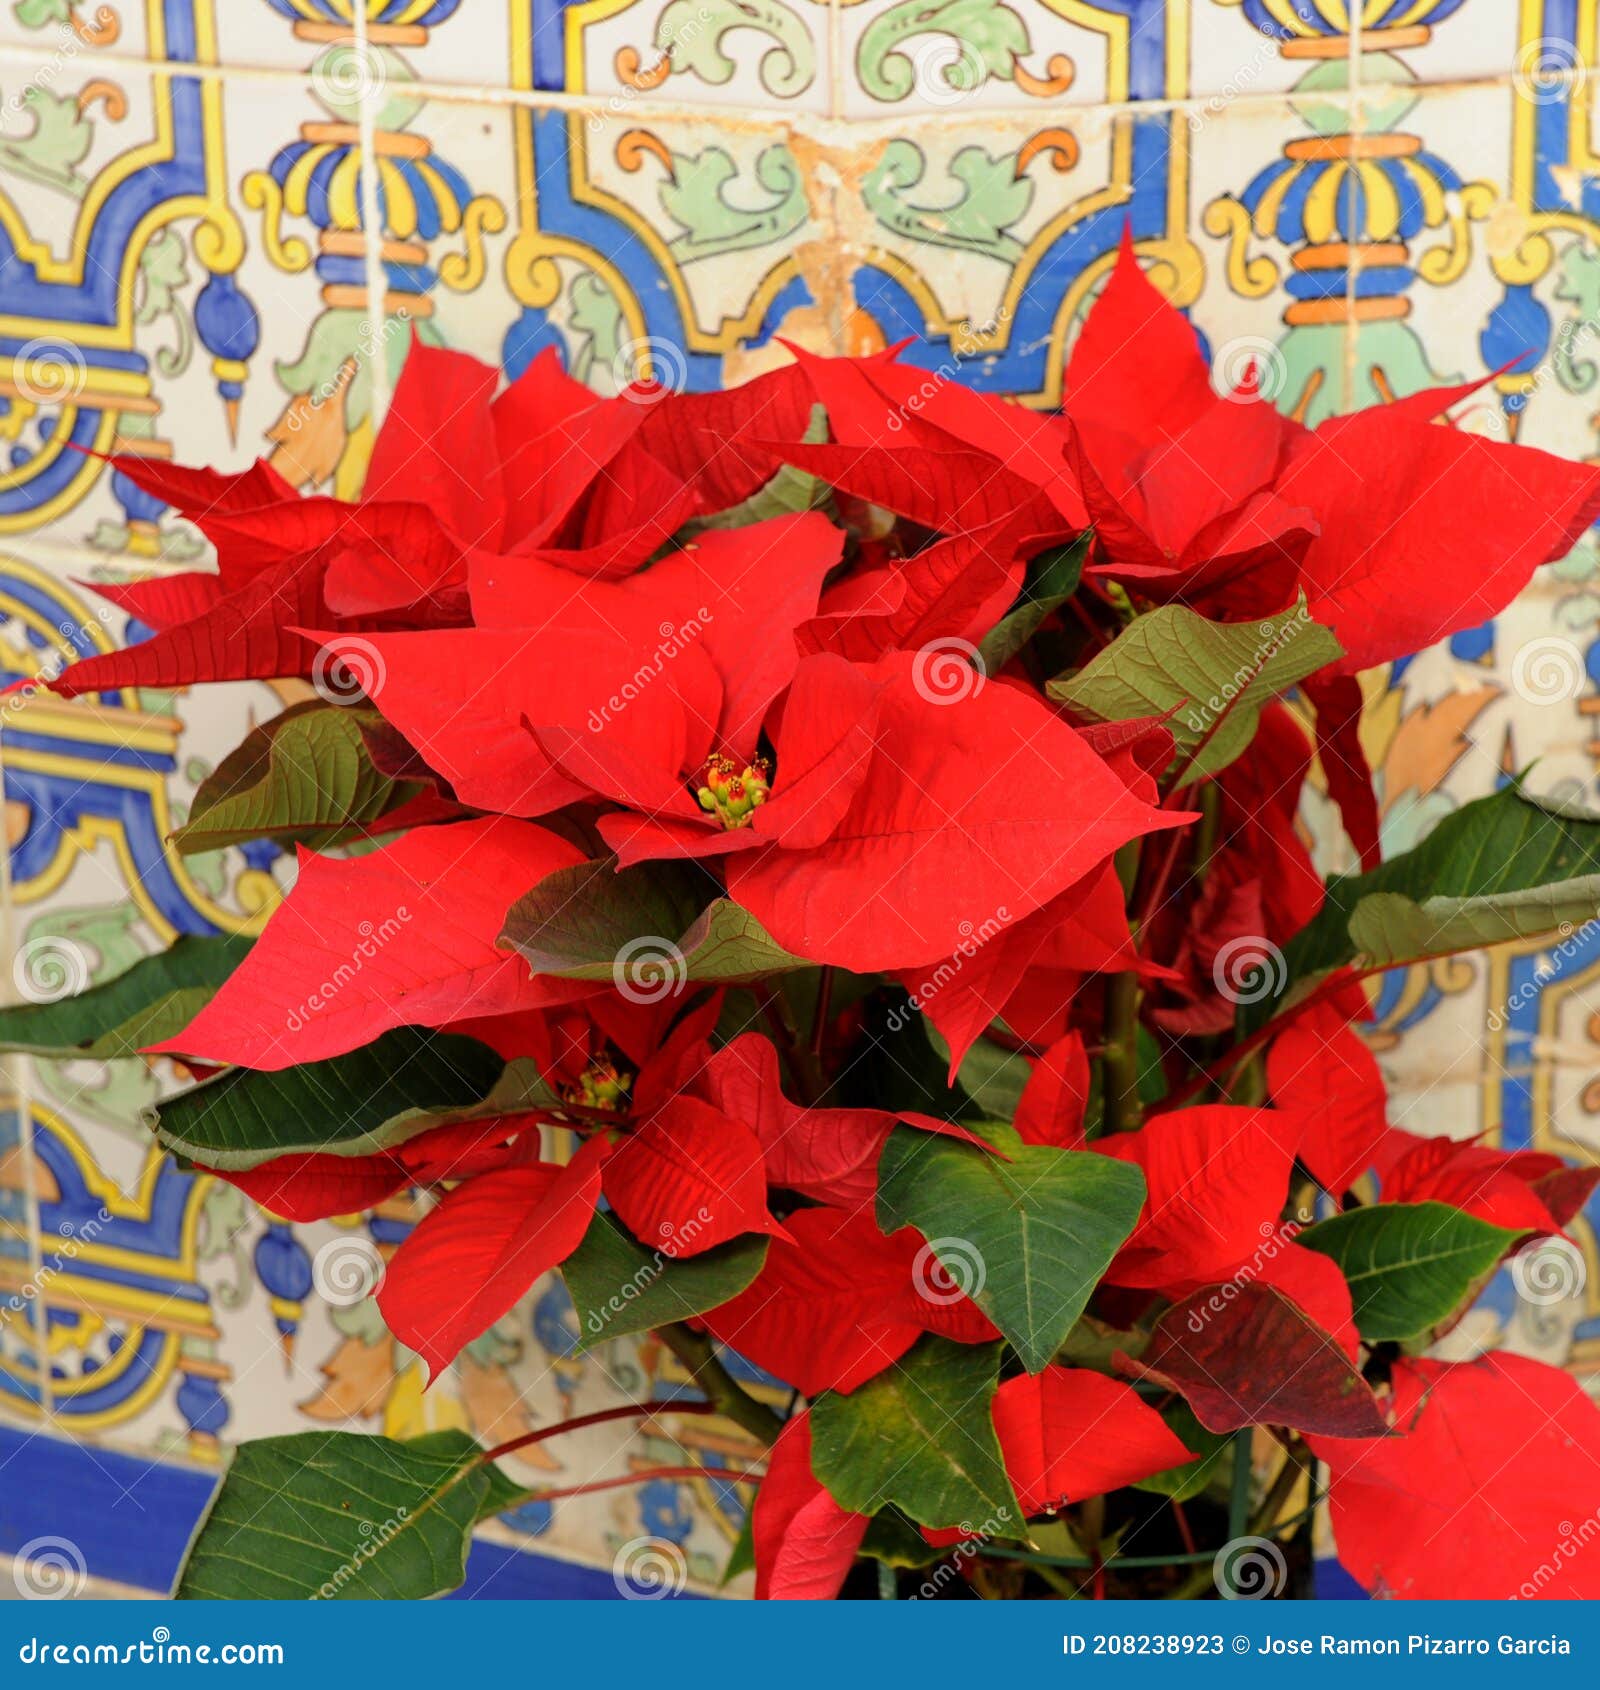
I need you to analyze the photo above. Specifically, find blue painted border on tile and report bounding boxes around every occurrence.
[0,1427,669,1599]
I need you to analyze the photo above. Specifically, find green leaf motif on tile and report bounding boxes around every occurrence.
[661,144,808,263]
[809,1337,1019,1531]
[858,0,1029,101]
[657,0,816,99]
[864,141,1030,263]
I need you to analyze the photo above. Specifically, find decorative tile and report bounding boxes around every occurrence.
[1353,1,1526,91]
[0,61,361,563]
[554,0,831,114]
[375,95,827,389]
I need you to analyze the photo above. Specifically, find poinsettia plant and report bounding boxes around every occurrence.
[10,233,1600,1602]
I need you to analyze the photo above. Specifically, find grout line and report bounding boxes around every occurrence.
[353,9,393,435]
[1346,16,1363,418]
[0,40,1545,136]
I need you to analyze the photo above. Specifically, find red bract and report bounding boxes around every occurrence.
[1063,230,1600,667]
[1313,1356,1600,1599]
[727,654,1191,972]
[1097,1106,1299,1290]
[30,239,1600,1605]
[154,818,594,1069]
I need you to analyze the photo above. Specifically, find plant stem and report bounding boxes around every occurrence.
[809,965,835,1058]
[656,1322,785,1445]
[480,1400,716,1467]
[527,1466,764,1503]
[1103,969,1143,1132]
[1164,1436,1310,1600]
[754,982,826,1105]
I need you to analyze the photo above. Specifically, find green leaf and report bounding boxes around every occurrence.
[560,1209,768,1348]
[500,857,805,987]
[145,1029,508,1170]
[1297,1201,1522,1343]
[921,1020,1028,1120]
[1275,787,1600,1007]
[172,703,417,855]
[809,1337,1019,1530]
[859,1506,943,1569]
[1132,1404,1233,1503]
[1047,598,1342,781]
[875,1123,1146,1371]
[721,1508,756,1587]
[80,987,217,1061]
[688,403,830,532]
[175,1430,526,1599]
[0,935,252,1058]
[977,534,1089,674]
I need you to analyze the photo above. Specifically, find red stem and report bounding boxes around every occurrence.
[527,1465,764,1503]
[482,1400,716,1466]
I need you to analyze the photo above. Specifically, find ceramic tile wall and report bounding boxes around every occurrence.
[0,0,1597,1598]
